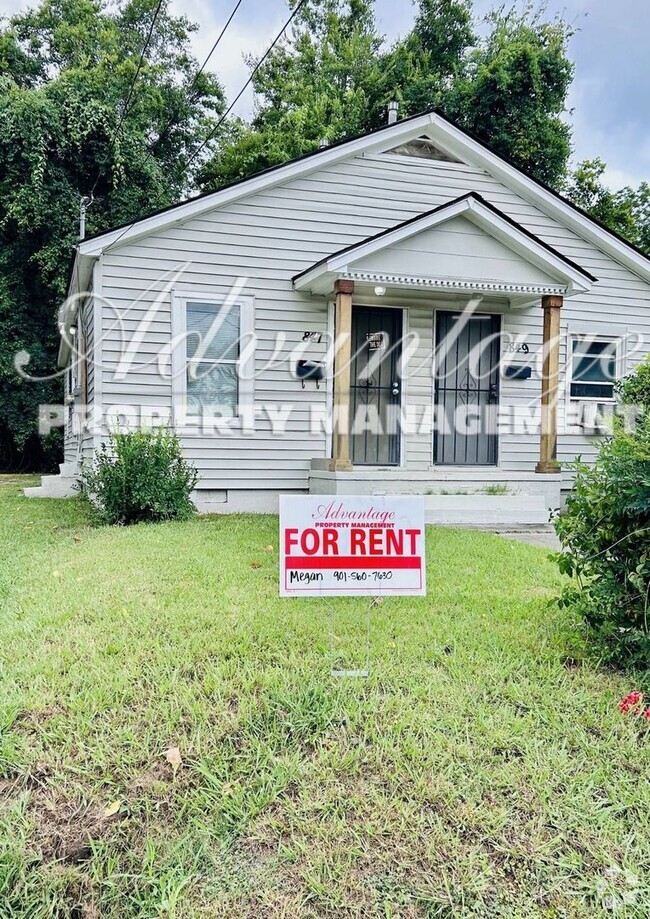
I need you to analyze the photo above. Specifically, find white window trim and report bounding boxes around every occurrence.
[567,332,623,404]
[171,290,255,428]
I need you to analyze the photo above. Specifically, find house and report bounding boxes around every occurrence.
[28,108,650,525]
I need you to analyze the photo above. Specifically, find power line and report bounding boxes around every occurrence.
[186,0,309,169]
[105,0,309,252]
[189,0,246,95]
[149,0,246,159]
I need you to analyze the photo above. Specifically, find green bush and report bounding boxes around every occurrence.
[554,418,650,669]
[82,430,198,525]
[616,356,650,410]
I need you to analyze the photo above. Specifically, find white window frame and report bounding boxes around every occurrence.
[171,290,255,427]
[568,333,622,404]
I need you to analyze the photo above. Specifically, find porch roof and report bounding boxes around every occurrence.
[293,193,597,306]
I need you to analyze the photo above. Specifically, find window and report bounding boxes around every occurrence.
[569,336,618,400]
[186,302,240,413]
[172,293,254,419]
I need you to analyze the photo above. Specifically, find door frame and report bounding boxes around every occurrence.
[431,307,503,468]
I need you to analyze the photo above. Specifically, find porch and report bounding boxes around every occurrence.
[294,193,596,525]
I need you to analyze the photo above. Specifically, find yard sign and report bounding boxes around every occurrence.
[279,495,426,597]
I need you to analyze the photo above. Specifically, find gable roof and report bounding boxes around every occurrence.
[75,107,650,286]
[293,193,596,298]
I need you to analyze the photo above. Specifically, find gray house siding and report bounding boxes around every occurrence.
[89,150,650,496]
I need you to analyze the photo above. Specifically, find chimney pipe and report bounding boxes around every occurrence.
[387,100,399,125]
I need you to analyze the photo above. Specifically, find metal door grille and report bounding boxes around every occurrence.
[350,306,403,466]
[434,312,500,465]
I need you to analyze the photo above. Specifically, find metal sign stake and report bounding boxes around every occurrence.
[324,595,376,678]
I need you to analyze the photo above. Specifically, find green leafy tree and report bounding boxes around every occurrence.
[200,0,384,189]
[440,5,574,186]
[616,353,650,414]
[204,0,575,191]
[555,417,650,670]
[0,0,224,469]
[376,0,476,120]
[562,158,650,255]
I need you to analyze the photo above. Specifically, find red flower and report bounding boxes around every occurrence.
[642,708,650,721]
[619,691,644,714]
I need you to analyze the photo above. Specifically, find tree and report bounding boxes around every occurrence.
[0,0,225,469]
[440,5,574,186]
[562,159,650,255]
[376,0,476,120]
[554,414,650,670]
[200,0,385,189]
[203,0,575,192]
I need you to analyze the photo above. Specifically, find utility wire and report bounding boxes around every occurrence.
[149,0,247,160]
[186,0,309,169]
[89,0,165,197]
[189,0,246,95]
[105,0,309,252]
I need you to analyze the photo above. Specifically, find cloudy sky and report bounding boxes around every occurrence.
[2,0,648,188]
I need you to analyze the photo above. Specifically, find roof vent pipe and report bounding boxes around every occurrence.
[319,137,329,149]
[387,100,399,125]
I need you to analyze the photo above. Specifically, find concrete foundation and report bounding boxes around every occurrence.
[24,465,560,527]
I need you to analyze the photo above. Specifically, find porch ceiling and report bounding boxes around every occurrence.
[293,192,596,307]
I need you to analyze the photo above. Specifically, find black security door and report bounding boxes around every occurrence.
[434,312,500,465]
[350,306,403,465]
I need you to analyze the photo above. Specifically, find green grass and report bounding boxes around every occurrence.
[0,475,648,918]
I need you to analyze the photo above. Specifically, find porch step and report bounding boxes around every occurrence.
[425,494,550,527]
[24,465,78,499]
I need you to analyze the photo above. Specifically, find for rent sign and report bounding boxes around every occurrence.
[279,496,426,597]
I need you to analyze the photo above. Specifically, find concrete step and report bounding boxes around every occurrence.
[425,494,550,527]
[24,474,78,499]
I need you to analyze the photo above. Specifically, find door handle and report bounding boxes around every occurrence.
[391,382,400,397]
[488,382,499,403]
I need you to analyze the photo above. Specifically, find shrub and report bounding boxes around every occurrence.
[82,430,198,525]
[616,356,650,410]
[554,417,650,669]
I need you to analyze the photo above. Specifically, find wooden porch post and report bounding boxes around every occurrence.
[536,294,563,473]
[330,278,354,471]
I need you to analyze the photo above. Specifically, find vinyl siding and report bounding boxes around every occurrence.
[96,151,650,491]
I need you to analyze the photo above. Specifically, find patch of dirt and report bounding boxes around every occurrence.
[127,761,171,795]
[15,706,66,732]
[28,786,122,864]
[0,778,19,801]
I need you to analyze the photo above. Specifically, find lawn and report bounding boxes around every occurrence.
[0,476,648,918]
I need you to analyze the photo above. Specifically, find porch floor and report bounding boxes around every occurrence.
[309,462,561,527]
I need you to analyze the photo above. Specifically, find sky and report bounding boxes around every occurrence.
[1,0,648,188]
